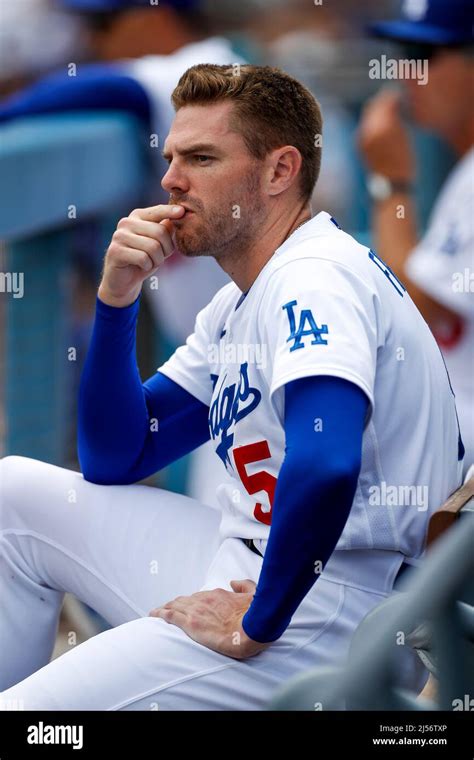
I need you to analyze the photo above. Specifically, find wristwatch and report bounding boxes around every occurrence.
[367,173,413,202]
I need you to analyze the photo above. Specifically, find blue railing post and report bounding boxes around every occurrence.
[4,230,71,462]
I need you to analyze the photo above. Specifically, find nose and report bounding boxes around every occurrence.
[161,160,190,195]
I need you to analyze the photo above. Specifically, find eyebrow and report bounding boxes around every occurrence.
[161,143,219,160]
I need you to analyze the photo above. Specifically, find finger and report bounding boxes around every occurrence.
[160,598,191,614]
[230,579,256,594]
[365,89,399,119]
[115,228,172,261]
[121,217,175,249]
[132,204,185,223]
[377,89,403,118]
[149,607,188,629]
[111,246,157,273]
[149,592,196,614]
[160,218,178,239]
[382,87,402,104]
[156,221,176,258]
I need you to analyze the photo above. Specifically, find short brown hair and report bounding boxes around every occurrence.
[171,64,323,202]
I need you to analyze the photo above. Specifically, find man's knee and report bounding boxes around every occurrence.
[0,455,48,529]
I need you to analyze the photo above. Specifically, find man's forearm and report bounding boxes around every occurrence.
[241,375,368,643]
[77,294,150,484]
[371,194,459,325]
[372,192,418,281]
[77,201,185,482]
[242,455,360,643]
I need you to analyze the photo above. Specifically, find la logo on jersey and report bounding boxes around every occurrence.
[282,299,329,352]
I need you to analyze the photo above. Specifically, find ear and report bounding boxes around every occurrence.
[265,145,303,197]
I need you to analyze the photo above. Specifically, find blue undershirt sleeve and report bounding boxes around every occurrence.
[77,294,210,485]
[0,64,151,124]
[241,375,369,643]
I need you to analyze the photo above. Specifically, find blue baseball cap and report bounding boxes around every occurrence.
[369,0,474,46]
[59,0,201,11]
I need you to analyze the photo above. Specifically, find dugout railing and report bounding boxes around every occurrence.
[0,111,148,464]
[268,473,474,711]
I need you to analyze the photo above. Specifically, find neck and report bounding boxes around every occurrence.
[218,201,313,292]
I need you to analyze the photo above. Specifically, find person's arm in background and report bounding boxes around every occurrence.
[357,89,460,328]
[242,375,368,643]
[0,63,151,124]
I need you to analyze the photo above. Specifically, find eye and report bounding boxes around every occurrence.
[194,155,213,164]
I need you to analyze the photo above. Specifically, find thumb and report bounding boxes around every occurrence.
[159,218,177,259]
[230,579,256,594]
[380,88,403,114]
[160,218,175,234]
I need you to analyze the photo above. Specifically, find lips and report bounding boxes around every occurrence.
[172,208,194,224]
[171,202,194,213]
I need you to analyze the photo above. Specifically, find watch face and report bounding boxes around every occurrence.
[368,174,391,201]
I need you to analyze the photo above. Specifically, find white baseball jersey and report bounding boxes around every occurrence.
[158,211,464,559]
[406,147,474,470]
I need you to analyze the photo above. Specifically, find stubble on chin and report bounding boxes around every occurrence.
[173,169,265,259]
[172,208,256,260]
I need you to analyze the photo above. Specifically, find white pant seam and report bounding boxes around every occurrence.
[320,575,388,597]
[108,661,239,710]
[281,583,346,657]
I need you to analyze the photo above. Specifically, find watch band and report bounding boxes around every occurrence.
[367,173,414,201]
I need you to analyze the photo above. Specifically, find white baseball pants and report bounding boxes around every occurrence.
[0,455,425,710]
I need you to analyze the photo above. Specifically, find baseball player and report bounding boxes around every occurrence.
[0,63,464,710]
[358,0,474,472]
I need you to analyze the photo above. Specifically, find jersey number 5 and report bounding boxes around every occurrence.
[233,441,277,525]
